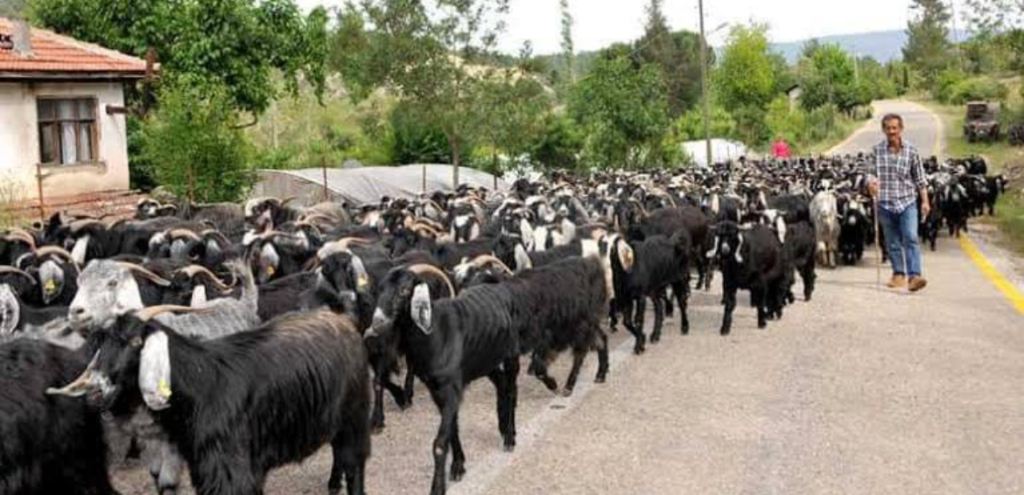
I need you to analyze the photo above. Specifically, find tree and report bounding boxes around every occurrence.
[903,0,954,84]
[352,0,511,187]
[529,114,583,170]
[32,0,328,117]
[714,24,775,144]
[0,0,27,17]
[963,0,1024,34]
[798,44,866,112]
[569,52,670,169]
[475,59,552,176]
[635,2,706,119]
[140,81,255,203]
[715,25,775,111]
[559,0,575,85]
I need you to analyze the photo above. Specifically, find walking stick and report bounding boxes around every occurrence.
[873,196,882,290]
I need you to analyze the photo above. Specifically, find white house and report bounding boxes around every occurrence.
[0,17,148,204]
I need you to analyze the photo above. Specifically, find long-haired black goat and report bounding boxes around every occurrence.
[367,265,517,495]
[1,337,116,495]
[49,307,371,495]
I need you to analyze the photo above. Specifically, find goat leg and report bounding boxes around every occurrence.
[529,352,559,391]
[449,414,466,482]
[720,289,736,336]
[563,346,587,397]
[673,281,690,335]
[650,296,665,344]
[595,329,610,383]
[403,365,416,408]
[429,385,460,495]
[624,298,646,354]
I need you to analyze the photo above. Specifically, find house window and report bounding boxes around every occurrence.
[37,98,98,166]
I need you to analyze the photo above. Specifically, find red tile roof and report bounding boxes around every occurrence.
[0,17,148,76]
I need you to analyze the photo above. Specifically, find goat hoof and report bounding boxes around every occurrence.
[450,466,466,482]
[541,376,559,391]
[650,334,661,344]
[371,423,385,435]
[758,322,767,329]
[561,387,575,398]
[594,375,606,384]
[720,328,730,336]
[503,442,516,452]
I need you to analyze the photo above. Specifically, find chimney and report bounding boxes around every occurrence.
[12,19,33,58]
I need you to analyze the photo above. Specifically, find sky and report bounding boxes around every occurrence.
[298,0,970,55]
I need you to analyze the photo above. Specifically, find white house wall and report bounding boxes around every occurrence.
[0,81,130,202]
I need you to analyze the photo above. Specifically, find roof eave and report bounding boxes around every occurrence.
[0,71,147,81]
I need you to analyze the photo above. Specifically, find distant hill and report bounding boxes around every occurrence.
[532,29,909,80]
[770,30,907,64]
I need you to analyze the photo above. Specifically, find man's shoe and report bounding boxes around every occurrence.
[908,277,928,292]
[887,274,907,289]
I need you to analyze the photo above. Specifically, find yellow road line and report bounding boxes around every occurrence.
[959,235,1024,316]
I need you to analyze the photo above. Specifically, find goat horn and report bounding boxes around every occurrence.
[177,265,232,292]
[136,305,203,322]
[469,255,513,275]
[32,246,80,272]
[317,237,371,260]
[201,230,231,246]
[115,262,173,287]
[4,229,36,249]
[0,266,36,283]
[407,264,456,298]
[168,229,201,242]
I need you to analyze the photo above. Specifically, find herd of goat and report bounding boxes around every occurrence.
[0,153,1009,495]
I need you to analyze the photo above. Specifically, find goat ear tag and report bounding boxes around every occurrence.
[139,331,172,411]
[411,283,433,334]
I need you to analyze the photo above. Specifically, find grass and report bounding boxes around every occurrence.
[994,191,1024,256]
[919,98,1024,254]
[804,115,865,155]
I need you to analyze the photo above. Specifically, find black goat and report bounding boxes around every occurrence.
[50,308,371,495]
[1,337,116,495]
[708,222,787,334]
[611,232,691,354]
[838,200,869,265]
[781,220,817,303]
[367,269,519,495]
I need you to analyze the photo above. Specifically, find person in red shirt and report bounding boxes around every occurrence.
[772,136,791,159]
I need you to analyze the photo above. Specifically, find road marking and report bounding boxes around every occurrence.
[448,335,638,495]
[960,234,1024,316]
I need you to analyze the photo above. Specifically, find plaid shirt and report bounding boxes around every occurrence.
[872,139,927,213]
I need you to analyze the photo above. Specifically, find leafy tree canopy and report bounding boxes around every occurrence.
[31,0,328,115]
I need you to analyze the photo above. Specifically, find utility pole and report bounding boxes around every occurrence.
[698,0,712,167]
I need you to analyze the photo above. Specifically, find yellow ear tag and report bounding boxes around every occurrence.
[357,274,369,290]
[157,379,172,400]
[266,266,276,276]
[44,280,57,293]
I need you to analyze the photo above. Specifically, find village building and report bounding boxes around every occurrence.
[0,17,149,209]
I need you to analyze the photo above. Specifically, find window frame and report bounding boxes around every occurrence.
[36,96,102,168]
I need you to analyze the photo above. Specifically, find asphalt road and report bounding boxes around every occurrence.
[109,101,1024,495]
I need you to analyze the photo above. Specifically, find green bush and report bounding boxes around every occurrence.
[935,70,1009,104]
[140,82,255,203]
[528,114,584,171]
[676,104,737,141]
[765,96,807,146]
[805,104,839,142]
